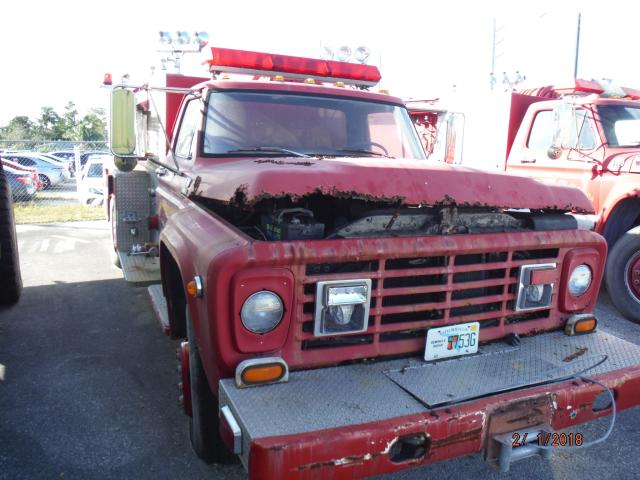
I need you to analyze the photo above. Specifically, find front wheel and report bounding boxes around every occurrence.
[186,306,236,464]
[605,226,640,323]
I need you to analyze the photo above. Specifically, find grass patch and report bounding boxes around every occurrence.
[14,204,105,224]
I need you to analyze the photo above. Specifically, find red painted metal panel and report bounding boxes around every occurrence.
[246,366,640,479]
[193,158,595,213]
[506,93,548,161]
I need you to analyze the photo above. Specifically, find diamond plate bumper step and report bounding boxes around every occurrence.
[219,330,640,467]
[118,251,160,283]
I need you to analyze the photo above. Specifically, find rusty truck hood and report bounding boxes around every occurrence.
[193,157,594,213]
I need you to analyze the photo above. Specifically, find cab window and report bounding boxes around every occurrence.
[527,110,554,150]
[527,108,596,151]
[174,100,201,159]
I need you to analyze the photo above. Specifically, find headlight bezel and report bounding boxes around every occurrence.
[314,279,372,337]
[231,268,293,354]
[560,248,605,313]
[515,263,556,312]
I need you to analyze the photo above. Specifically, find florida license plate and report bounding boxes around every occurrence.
[424,322,479,361]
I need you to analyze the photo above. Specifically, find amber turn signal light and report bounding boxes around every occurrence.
[565,314,597,336]
[242,364,285,384]
[235,357,289,388]
[186,276,203,298]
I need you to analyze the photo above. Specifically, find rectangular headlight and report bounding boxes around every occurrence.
[515,263,556,311]
[314,279,372,336]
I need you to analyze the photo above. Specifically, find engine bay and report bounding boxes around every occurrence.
[195,193,578,241]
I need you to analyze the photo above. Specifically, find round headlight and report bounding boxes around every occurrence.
[241,291,284,333]
[568,264,592,297]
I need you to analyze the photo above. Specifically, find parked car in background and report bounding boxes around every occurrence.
[2,153,67,189]
[49,150,109,174]
[78,155,112,206]
[3,165,36,202]
[0,157,43,190]
[0,160,22,305]
[39,152,74,174]
[29,153,72,182]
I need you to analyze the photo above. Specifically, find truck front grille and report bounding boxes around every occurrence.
[297,248,559,355]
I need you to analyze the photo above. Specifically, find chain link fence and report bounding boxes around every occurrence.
[0,140,110,224]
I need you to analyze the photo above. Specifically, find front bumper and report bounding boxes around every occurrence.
[219,329,640,479]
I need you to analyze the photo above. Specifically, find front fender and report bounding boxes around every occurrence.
[160,202,248,392]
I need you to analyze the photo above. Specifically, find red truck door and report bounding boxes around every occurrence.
[506,104,604,212]
[156,97,203,229]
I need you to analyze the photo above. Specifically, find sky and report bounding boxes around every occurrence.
[0,0,639,126]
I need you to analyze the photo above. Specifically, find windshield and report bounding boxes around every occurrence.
[203,91,425,159]
[597,105,640,147]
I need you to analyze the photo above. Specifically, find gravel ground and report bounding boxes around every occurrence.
[1,221,638,480]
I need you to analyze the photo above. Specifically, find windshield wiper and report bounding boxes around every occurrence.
[227,147,310,158]
[336,148,391,158]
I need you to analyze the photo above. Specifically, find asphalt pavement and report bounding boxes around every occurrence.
[1,221,639,480]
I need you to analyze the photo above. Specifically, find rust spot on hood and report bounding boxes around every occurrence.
[254,159,315,167]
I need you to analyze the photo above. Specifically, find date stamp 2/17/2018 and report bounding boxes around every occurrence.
[512,432,584,448]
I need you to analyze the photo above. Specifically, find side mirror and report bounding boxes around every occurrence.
[110,88,137,158]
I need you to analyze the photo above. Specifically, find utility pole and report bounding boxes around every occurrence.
[491,17,497,75]
[490,17,504,90]
[574,12,581,79]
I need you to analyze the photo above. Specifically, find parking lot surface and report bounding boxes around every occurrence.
[1,221,639,479]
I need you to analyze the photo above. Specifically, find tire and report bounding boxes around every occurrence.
[605,225,640,323]
[38,174,51,190]
[186,306,236,464]
[0,166,23,306]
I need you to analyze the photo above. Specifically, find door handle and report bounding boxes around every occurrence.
[520,158,537,164]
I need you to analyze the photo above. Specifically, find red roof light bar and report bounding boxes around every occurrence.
[204,47,381,86]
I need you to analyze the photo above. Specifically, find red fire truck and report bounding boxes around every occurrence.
[408,80,640,324]
[105,50,640,478]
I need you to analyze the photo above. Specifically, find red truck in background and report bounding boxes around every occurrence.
[104,50,640,479]
[408,79,640,324]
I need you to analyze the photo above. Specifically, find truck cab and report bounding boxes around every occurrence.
[408,81,640,324]
[505,82,640,323]
[105,52,640,478]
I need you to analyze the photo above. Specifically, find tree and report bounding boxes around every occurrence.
[36,106,65,140]
[77,107,107,141]
[61,101,79,140]
[0,102,107,142]
[0,116,37,140]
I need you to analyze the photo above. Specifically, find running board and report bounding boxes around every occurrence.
[148,284,170,335]
[118,250,161,283]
